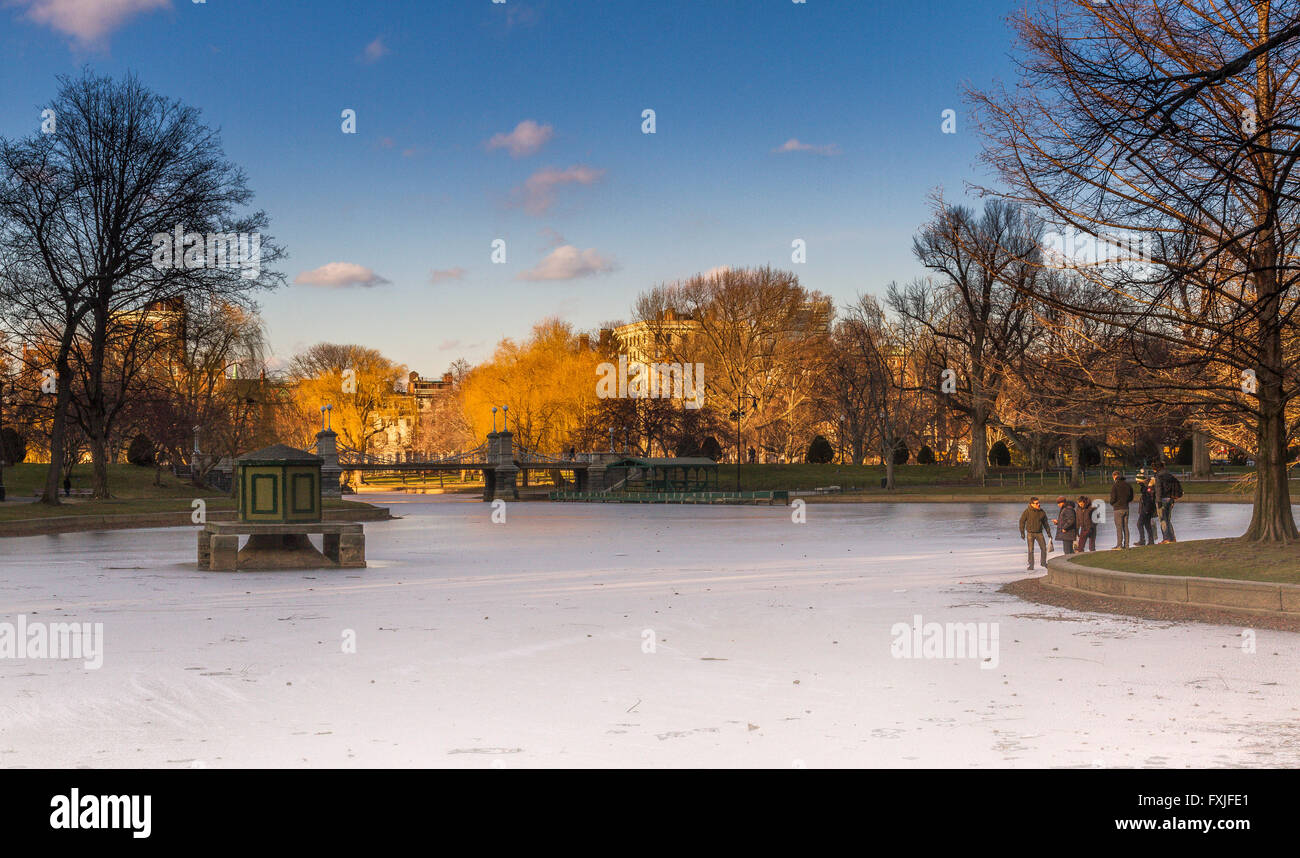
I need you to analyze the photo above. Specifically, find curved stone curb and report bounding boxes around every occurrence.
[1045,554,1300,616]
[803,493,1260,504]
[0,505,391,539]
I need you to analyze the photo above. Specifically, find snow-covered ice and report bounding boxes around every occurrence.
[0,497,1295,768]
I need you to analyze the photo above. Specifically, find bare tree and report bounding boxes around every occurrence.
[638,266,832,464]
[890,201,1044,481]
[1,71,283,501]
[970,0,1300,541]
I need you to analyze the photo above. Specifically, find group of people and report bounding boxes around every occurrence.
[1017,461,1184,571]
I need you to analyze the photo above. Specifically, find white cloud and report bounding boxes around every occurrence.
[518,245,616,282]
[486,120,554,158]
[294,262,390,288]
[362,36,389,63]
[773,138,841,156]
[515,164,605,215]
[14,0,169,44]
[429,267,467,284]
[702,265,731,279]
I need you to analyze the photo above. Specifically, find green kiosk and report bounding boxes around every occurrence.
[198,443,366,571]
[237,444,323,523]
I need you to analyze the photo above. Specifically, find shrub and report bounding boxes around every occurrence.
[989,440,1011,467]
[916,444,935,465]
[806,435,834,464]
[0,426,26,464]
[892,440,910,466]
[127,433,156,467]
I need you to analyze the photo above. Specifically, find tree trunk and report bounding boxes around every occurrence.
[1192,430,1213,478]
[1244,371,1299,543]
[89,430,110,499]
[1242,9,1297,544]
[1069,436,1083,489]
[969,415,988,481]
[884,440,897,490]
[40,363,74,506]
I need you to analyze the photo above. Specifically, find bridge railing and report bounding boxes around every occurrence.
[337,442,488,467]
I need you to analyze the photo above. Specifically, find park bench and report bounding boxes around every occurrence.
[32,488,93,499]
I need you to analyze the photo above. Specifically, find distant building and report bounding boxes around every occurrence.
[364,371,458,460]
[406,371,455,412]
[612,308,702,364]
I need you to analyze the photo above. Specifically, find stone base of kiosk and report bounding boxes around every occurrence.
[198,522,366,571]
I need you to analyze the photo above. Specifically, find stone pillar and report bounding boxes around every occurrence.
[316,428,343,498]
[484,431,518,500]
[197,529,212,568]
[210,534,239,571]
[339,532,366,567]
[496,465,519,500]
[323,531,341,563]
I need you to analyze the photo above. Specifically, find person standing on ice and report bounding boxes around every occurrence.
[1152,460,1180,543]
[1019,497,1051,571]
[1075,496,1096,552]
[1052,496,1077,555]
[1136,478,1158,545]
[1107,470,1133,549]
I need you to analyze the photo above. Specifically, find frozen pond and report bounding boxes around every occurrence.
[0,497,1295,768]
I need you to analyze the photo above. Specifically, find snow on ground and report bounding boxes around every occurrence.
[0,497,1295,768]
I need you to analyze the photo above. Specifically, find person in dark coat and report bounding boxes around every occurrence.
[1076,496,1096,552]
[1053,496,1077,554]
[1137,479,1158,546]
[1152,461,1179,543]
[1018,497,1051,571]
[1108,471,1133,549]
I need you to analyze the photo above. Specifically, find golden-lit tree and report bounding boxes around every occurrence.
[285,343,409,455]
[459,319,602,455]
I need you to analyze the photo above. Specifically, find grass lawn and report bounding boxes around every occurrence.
[0,463,376,522]
[1,462,224,499]
[1070,538,1300,585]
[719,463,1275,496]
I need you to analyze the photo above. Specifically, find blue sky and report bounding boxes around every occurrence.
[0,0,1019,376]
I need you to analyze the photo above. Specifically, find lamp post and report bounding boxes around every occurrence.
[729,392,759,491]
[491,406,498,433]
[0,374,6,502]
